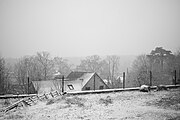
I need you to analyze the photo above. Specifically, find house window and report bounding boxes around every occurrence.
[99,86,104,89]
[67,85,74,90]
[85,87,90,90]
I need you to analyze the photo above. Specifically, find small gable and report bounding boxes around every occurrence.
[82,73,110,91]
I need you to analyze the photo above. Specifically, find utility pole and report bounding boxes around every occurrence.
[123,72,125,89]
[27,76,29,94]
[94,73,95,91]
[62,75,64,93]
[149,71,152,86]
[174,70,176,85]
[179,65,180,83]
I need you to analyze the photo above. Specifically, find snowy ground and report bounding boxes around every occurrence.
[0,88,180,120]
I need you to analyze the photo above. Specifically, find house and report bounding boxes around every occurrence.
[32,80,61,94]
[65,71,109,92]
[31,71,110,94]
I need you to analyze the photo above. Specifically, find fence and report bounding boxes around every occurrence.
[1,69,180,113]
[1,90,61,112]
[125,69,180,88]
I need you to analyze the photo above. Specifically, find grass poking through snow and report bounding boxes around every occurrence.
[146,89,180,110]
[46,96,85,107]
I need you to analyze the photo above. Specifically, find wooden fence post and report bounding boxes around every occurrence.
[50,92,54,98]
[56,91,59,96]
[27,77,30,94]
[44,93,48,99]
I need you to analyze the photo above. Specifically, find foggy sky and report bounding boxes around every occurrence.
[0,0,180,58]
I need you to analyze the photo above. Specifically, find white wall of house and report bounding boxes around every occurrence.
[82,74,109,90]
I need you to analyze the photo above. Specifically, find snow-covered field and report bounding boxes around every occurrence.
[1,88,180,120]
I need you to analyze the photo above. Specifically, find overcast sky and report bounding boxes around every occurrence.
[0,0,180,58]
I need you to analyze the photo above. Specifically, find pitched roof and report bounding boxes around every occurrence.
[66,71,92,81]
[32,80,61,94]
[66,71,110,89]
[80,72,95,87]
[66,71,96,86]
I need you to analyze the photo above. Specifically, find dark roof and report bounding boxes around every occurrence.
[54,74,64,79]
[66,71,92,80]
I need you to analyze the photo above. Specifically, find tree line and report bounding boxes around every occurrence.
[0,47,180,94]
[128,47,180,87]
[0,52,121,94]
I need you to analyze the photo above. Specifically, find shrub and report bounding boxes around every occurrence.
[65,96,85,107]
[99,96,112,106]
[5,114,24,120]
[155,85,168,91]
[46,99,55,105]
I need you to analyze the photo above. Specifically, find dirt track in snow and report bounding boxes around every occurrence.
[1,88,180,120]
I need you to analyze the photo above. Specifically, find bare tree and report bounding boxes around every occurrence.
[14,56,43,93]
[174,49,180,68]
[0,57,6,94]
[76,55,102,73]
[53,57,72,77]
[0,57,13,94]
[13,56,31,93]
[28,56,43,81]
[106,55,120,87]
[130,54,150,87]
[76,55,120,87]
[36,52,54,80]
[53,79,62,92]
[99,59,109,79]
[14,58,27,84]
